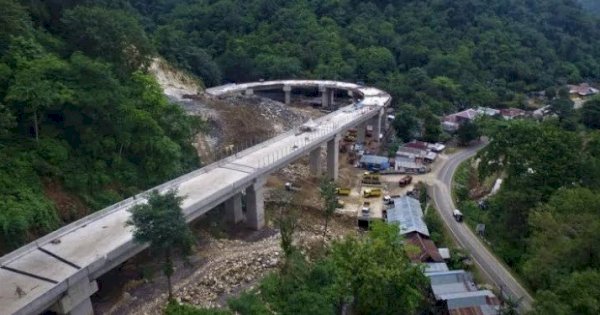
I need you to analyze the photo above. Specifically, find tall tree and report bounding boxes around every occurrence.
[329,221,428,314]
[319,177,337,245]
[456,120,481,146]
[581,98,600,129]
[61,5,153,73]
[421,113,441,143]
[127,189,193,300]
[392,104,419,142]
[5,55,72,142]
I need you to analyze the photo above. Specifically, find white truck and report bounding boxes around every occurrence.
[453,209,463,222]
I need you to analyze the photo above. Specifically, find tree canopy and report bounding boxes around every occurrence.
[0,1,200,252]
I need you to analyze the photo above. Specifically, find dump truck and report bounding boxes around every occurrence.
[399,175,413,187]
[363,188,382,198]
[336,187,351,196]
[362,172,381,185]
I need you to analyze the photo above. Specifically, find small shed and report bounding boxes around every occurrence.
[395,158,427,174]
[438,248,451,260]
[359,155,390,171]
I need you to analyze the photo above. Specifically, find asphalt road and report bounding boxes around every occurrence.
[432,143,534,313]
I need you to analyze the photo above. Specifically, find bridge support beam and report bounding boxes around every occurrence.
[51,276,98,315]
[370,109,384,142]
[309,147,322,176]
[283,85,292,105]
[225,193,244,224]
[357,122,366,144]
[319,86,334,108]
[246,177,266,230]
[327,134,340,181]
[244,88,254,96]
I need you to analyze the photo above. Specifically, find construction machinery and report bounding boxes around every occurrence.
[336,187,351,196]
[362,172,381,185]
[363,188,382,198]
[399,175,413,187]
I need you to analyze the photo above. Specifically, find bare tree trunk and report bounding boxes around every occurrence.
[165,251,173,301]
[167,273,172,301]
[322,216,330,245]
[33,110,39,143]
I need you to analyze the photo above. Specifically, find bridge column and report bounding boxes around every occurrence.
[328,89,335,108]
[327,134,341,181]
[370,109,384,142]
[51,275,98,315]
[319,85,330,108]
[225,192,244,223]
[246,177,266,230]
[357,122,366,144]
[244,88,254,96]
[283,85,292,105]
[309,146,322,176]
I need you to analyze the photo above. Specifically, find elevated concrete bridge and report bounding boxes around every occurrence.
[0,80,391,315]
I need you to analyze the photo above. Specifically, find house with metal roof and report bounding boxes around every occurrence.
[405,232,444,263]
[427,270,500,315]
[359,155,390,171]
[428,270,478,299]
[424,262,450,274]
[387,196,429,236]
[445,290,500,315]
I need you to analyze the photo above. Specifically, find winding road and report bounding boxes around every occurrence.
[432,143,534,313]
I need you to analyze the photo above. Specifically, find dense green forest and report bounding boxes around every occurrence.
[578,0,600,14]
[125,0,600,114]
[0,0,201,252]
[451,93,600,314]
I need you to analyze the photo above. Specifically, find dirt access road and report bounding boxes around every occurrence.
[431,143,534,313]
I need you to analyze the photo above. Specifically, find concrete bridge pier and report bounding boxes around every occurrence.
[319,86,335,108]
[244,88,254,96]
[370,109,384,142]
[309,146,322,176]
[245,177,266,230]
[327,134,341,181]
[357,122,366,144]
[51,275,98,315]
[283,85,292,105]
[225,192,244,223]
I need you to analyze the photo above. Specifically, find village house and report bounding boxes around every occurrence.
[442,108,480,132]
[568,83,599,97]
[500,107,527,120]
[383,194,502,315]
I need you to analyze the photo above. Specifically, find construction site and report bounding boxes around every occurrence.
[81,61,451,315]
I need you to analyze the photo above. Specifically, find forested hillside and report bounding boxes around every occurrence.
[123,0,600,114]
[0,0,201,252]
[578,0,600,14]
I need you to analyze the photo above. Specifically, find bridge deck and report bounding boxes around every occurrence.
[0,81,390,315]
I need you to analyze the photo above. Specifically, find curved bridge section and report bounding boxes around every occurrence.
[0,80,390,315]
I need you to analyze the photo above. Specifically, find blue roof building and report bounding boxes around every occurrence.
[359,155,390,171]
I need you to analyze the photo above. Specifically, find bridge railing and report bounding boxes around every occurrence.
[0,102,381,266]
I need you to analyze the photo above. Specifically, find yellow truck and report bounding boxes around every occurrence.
[362,172,381,185]
[336,187,351,196]
[363,188,382,198]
